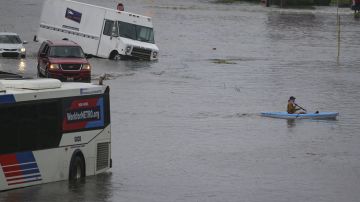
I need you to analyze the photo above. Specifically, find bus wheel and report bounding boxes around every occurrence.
[69,155,85,180]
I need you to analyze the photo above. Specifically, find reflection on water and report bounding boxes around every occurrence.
[0,173,113,202]
[17,59,26,73]
[287,119,296,128]
[1,1,360,201]
[267,12,319,30]
[0,58,29,76]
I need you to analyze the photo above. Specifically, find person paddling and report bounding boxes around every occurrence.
[287,96,306,114]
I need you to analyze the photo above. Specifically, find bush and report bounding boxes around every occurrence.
[314,0,331,5]
[331,0,352,7]
[271,0,314,6]
[215,0,348,6]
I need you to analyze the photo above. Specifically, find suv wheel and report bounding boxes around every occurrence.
[45,69,50,78]
[37,64,44,78]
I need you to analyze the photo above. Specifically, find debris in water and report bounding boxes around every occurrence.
[211,59,237,64]
[92,72,135,81]
[151,71,165,76]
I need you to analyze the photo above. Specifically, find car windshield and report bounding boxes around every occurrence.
[0,35,22,44]
[118,21,155,44]
[48,46,85,58]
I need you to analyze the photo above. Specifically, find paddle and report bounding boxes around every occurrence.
[294,103,307,112]
[295,104,320,114]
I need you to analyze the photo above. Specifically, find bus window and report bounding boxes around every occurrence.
[0,101,62,155]
[0,106,18,154]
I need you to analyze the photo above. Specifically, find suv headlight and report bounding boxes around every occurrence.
[49,64,59,70]
[20,48,26,53]
[82,64,91,70]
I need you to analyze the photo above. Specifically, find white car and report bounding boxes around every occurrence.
[0,32,27,58]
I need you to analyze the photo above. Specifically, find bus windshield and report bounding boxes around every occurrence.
[118,21,155,44]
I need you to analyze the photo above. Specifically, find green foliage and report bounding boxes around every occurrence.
[330,0,352,7]
[271,0,322,6]
[215,0,347,6]
[314,0,331,6]
[215,0,257,2]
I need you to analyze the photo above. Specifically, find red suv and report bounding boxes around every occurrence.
[37,40,91,82]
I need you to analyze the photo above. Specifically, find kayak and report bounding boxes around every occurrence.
[261,112,338,119]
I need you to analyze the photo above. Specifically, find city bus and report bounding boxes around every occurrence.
[0,73,111,191]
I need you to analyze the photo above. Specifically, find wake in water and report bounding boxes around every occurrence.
[91,72,135,81]
[224,113,261,118]
[192,112,261,119]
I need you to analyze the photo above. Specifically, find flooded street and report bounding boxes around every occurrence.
[1,0,360,201]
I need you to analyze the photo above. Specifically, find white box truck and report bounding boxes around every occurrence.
[36,0,159,60]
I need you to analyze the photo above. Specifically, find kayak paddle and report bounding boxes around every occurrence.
[295,103,307,112]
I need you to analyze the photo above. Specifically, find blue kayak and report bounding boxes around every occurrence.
[261,112,338,119]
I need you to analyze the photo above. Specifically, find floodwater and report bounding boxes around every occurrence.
[1,0,360,201]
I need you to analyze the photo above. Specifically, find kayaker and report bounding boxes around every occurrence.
[287,96,306,114]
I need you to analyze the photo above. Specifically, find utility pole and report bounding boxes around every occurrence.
[336,0,341,64]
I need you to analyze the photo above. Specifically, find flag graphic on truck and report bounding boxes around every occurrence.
[65,8,82,23]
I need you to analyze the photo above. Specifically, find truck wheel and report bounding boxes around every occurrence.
[69,155,85,181]
[113,54,122,60]
[109,51,122,60]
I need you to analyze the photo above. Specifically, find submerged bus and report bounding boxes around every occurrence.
[0,74,111,191]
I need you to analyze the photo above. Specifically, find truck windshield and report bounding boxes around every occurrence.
[49,46,85,58]
[0,35,22,44]
[118,21,155,44]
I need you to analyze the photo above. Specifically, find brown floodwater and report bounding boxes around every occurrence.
[1,0,360,201]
